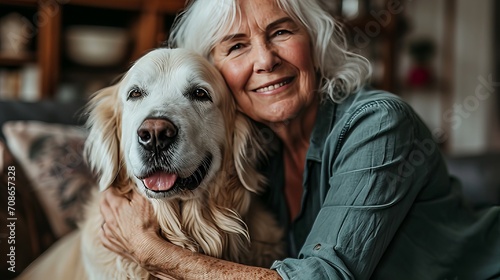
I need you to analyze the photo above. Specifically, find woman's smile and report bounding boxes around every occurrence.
[252,77,294,94]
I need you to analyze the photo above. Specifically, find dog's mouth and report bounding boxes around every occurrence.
[138,154,212,193]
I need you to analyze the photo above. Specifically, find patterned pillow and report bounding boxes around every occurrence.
[2,121,97,238]
[0,140,57,278]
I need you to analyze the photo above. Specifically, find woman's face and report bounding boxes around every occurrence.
[211,0,317,125]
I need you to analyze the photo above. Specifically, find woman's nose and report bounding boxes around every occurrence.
[252,43,281,73]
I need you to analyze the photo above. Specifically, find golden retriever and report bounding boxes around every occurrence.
[18,48,283,279]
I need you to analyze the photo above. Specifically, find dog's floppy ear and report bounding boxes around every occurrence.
[84,83,128,192]
[233,113,269,194]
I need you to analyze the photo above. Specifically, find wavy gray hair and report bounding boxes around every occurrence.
[168,0,372,102]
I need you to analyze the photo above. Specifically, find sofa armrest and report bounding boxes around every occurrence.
[0,99,87,140]
[446,153,500,208]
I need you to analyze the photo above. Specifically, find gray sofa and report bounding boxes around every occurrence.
[446,153,500,208]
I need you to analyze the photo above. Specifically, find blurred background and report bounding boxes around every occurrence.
[0,0,499,156]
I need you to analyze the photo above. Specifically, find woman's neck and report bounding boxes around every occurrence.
[267,96,319,221]
[266,96,320,163]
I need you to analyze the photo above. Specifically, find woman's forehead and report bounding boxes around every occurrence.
[220,0,292,35]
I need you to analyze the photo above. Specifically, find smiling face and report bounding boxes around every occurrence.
[118,48,230,200]
[211,0,318,125]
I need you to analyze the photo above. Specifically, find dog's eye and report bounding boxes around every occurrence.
[195,89,207,98]
[191,88,212,102]
[127,88,144,100]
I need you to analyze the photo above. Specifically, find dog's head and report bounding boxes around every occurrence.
[85,48,245,200]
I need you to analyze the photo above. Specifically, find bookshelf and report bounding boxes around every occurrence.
[0,0,184,100]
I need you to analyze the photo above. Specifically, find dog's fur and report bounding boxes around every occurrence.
[18,48,283,279]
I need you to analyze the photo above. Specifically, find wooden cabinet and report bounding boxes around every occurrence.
[0,0,184,100]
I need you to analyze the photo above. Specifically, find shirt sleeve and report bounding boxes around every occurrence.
[272,98,435,279]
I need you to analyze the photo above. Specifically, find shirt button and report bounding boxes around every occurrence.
[313,244,321,250]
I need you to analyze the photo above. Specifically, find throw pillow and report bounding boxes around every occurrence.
[2,121,97,238]
[0,140,57,278]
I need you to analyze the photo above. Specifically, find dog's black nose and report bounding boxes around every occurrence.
[137,118,177,151]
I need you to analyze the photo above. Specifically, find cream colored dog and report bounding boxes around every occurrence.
[18,48,283,279]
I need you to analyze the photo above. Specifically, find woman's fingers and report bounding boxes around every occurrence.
[100,222,134,260]
[101,187,128,209]
[99,189,139,261]
[99,186,160,262]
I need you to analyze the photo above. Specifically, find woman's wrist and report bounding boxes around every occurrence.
[131,230,171,269]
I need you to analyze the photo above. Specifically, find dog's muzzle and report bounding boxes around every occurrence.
[135,117,213,195]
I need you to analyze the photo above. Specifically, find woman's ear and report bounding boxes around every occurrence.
[84,83,127,192]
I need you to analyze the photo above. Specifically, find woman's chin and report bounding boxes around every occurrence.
[261,110,301,127]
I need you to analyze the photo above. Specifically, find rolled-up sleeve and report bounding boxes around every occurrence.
[272,98,433,279]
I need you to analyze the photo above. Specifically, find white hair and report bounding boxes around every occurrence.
[168,0,372,102]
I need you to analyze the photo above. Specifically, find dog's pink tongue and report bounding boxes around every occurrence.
[142,172,177,191]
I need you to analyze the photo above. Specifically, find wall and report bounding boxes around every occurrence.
[400,0,498,155]
[452,0,496,154]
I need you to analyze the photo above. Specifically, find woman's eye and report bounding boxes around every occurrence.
[274,29,291,37]
[228,43,243,54]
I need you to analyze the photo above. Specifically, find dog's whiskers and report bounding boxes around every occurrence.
[194,157,211,186]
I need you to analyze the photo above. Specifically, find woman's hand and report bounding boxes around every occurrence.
[99,187,161,265]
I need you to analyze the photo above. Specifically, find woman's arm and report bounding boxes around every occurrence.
[272,96,438,279]
[138,236,281,280]
[99,188,282,280]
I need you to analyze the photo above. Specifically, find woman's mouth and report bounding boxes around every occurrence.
[254,77,294,93]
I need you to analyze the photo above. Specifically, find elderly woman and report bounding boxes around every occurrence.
[100,0,500,279]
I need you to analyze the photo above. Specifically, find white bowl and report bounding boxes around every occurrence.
[65,25,129,67]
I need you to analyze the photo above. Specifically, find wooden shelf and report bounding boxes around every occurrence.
[0,0,37,7]
[0,0,185,100]
[157,1,185,13]
[0,52,36,66]
[66,0,184,13]
[67,0,142,11]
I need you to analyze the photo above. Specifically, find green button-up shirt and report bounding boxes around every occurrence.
[264,88,500,279]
